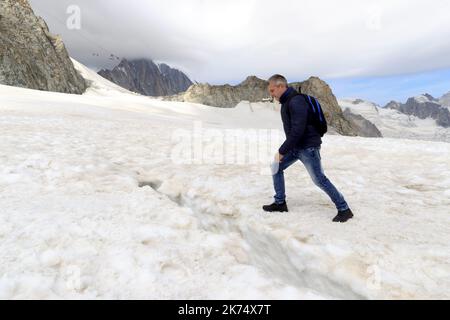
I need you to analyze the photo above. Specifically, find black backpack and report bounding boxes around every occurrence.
[301,94,328,137]
[287,93,328,137]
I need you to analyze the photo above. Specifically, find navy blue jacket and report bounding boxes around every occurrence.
[278,87,322,155]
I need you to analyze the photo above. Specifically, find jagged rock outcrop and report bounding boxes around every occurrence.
[165,76,359,136]
[384,101,401,110]
[338,99,383,138]
[98,59,192,96]
[158,63,194,95]
[0,0,86,94]
[422,93,440,103]
[343,109,383,138]
[165,76,270,108]
[386,94,450,128]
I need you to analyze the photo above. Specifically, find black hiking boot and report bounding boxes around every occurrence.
[333,208,354,223]
[263,201,288,213]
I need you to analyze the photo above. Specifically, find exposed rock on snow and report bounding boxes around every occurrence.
[342,109,383,138]
[164,76,270,108]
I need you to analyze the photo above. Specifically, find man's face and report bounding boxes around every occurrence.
[268,82,287,101]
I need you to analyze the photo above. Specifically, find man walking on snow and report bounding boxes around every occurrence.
[263,74,354,223]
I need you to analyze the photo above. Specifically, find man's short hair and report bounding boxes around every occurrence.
[268,74,288,87]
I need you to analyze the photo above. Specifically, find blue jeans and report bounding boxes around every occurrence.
[271,146,349,211]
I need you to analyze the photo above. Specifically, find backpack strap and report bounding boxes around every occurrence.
[305,95,317,114]
[313,97,324,122]
[302,94,325,123]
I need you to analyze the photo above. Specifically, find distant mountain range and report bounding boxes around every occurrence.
[339,92,450,142]
[384,93,450,128]
[98,59,193,96]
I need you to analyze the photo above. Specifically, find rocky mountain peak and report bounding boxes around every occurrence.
[423,93,438,102]
[98,58,193,96]
[388,95,450,128]
[385,101,401,109]
[0,0,87,94]
[412,94,439,104]
[239,76,267,87]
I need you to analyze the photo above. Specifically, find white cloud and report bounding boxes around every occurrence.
[29,0,450,84]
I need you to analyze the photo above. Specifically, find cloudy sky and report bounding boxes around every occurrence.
[29,0,450,105]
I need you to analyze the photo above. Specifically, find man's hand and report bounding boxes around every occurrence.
[275,152,284,163]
